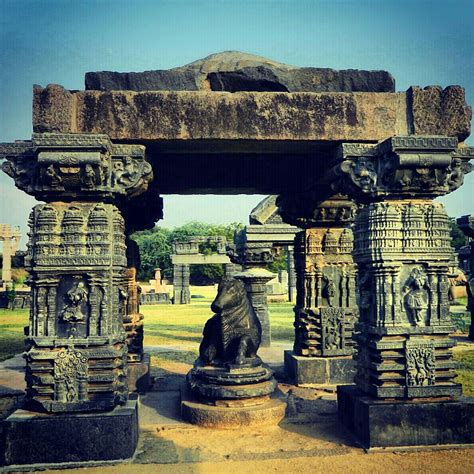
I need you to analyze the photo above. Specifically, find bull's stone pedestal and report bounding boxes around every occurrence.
[284,350,356,387]
[127,353,151,393]
[337,385,474,449]
[181,384,286,429]
[1,400,139,467]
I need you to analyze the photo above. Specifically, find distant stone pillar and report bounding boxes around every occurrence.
[173,264,190,304]
[1,133,153,413]
[154,268,163,292]
[224,262,242,277]
[286,246,296,302]
[2,238,12,286]
[235,267,274,347]
[328,137,474,448]
[278,195,358,385]
[457,215,474,340]
[0,224,20,289]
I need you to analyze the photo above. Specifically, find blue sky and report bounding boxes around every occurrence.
[1,0,473,247]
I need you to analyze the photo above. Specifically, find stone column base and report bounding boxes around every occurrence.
[181,387,286,429]
[127,353,151,393]
[1,400,139,467]
[284,350,356,387]
[337,385,474,449]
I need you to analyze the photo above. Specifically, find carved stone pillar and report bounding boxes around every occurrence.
[235,267,274,347]
[0,133,153,413]
[230,230,274,347]
[173,264,190,304]
[457,215,474,340]
[286,246,296,302]
[328,136,474,448]
[278,195,358,385]
[224,262,242,277]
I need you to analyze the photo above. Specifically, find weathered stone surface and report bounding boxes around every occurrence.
[338,385,474,448]
[86,68,199,92]
[209,66,395,93]
[181,396,286,429]
[127,353,151,393]
[32,85,472,144]
[85,51,395,93]
[409,86,472,141]
[284,351,356,386]
[33,86,409,141]
[1,400,138,466]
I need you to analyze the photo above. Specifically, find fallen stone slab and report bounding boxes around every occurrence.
[85,51,395,93]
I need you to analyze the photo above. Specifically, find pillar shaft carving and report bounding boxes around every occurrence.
[332,136,473,399]
[457,215,474,340]
[282,196,358,357]
[0,133,154,413]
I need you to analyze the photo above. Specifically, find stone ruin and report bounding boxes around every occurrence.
[0,224,21,290]
[171,235,235,304]
[0,51,473,465]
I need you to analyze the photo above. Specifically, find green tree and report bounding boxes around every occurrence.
[132,221,244,284]
[132,227,172,281]
[449,218,468,251]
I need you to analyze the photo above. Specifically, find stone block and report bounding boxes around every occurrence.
[284,350,356,386]
[181,384,286,429]
[337,385,474,449]
[127,353,151,393]
[0,400,139,466]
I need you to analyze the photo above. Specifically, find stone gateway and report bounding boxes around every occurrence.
[0,51,473,465]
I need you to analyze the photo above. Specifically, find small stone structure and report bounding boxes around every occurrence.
[230,196,299,347]
[182,277,285,428]
[458,215,474,339]
[0,224,21,290]
[171,236,237,304]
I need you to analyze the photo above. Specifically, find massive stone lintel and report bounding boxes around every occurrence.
[32,85,471,143]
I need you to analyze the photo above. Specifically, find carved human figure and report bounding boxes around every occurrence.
[404,268,430,325]
[83,164,96,187]
[198,278,262,367]
[325,318,339,349]
[62,281,88,322]
[323,275,336,307]
[45,164,62,188]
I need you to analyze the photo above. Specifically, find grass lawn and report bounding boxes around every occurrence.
[0,308,27,361]
[142,285,294,347]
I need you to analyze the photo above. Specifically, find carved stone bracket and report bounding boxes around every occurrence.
[0,133,153,200]
[330,136,473,201]
[277,193,357,229]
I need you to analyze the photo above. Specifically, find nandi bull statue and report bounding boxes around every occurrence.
[184,278,282,426]
[199,277,262,367]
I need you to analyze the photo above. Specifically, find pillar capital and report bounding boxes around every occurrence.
[1,133,153,201]
[330,136,473,201]
[277,193,357,229]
